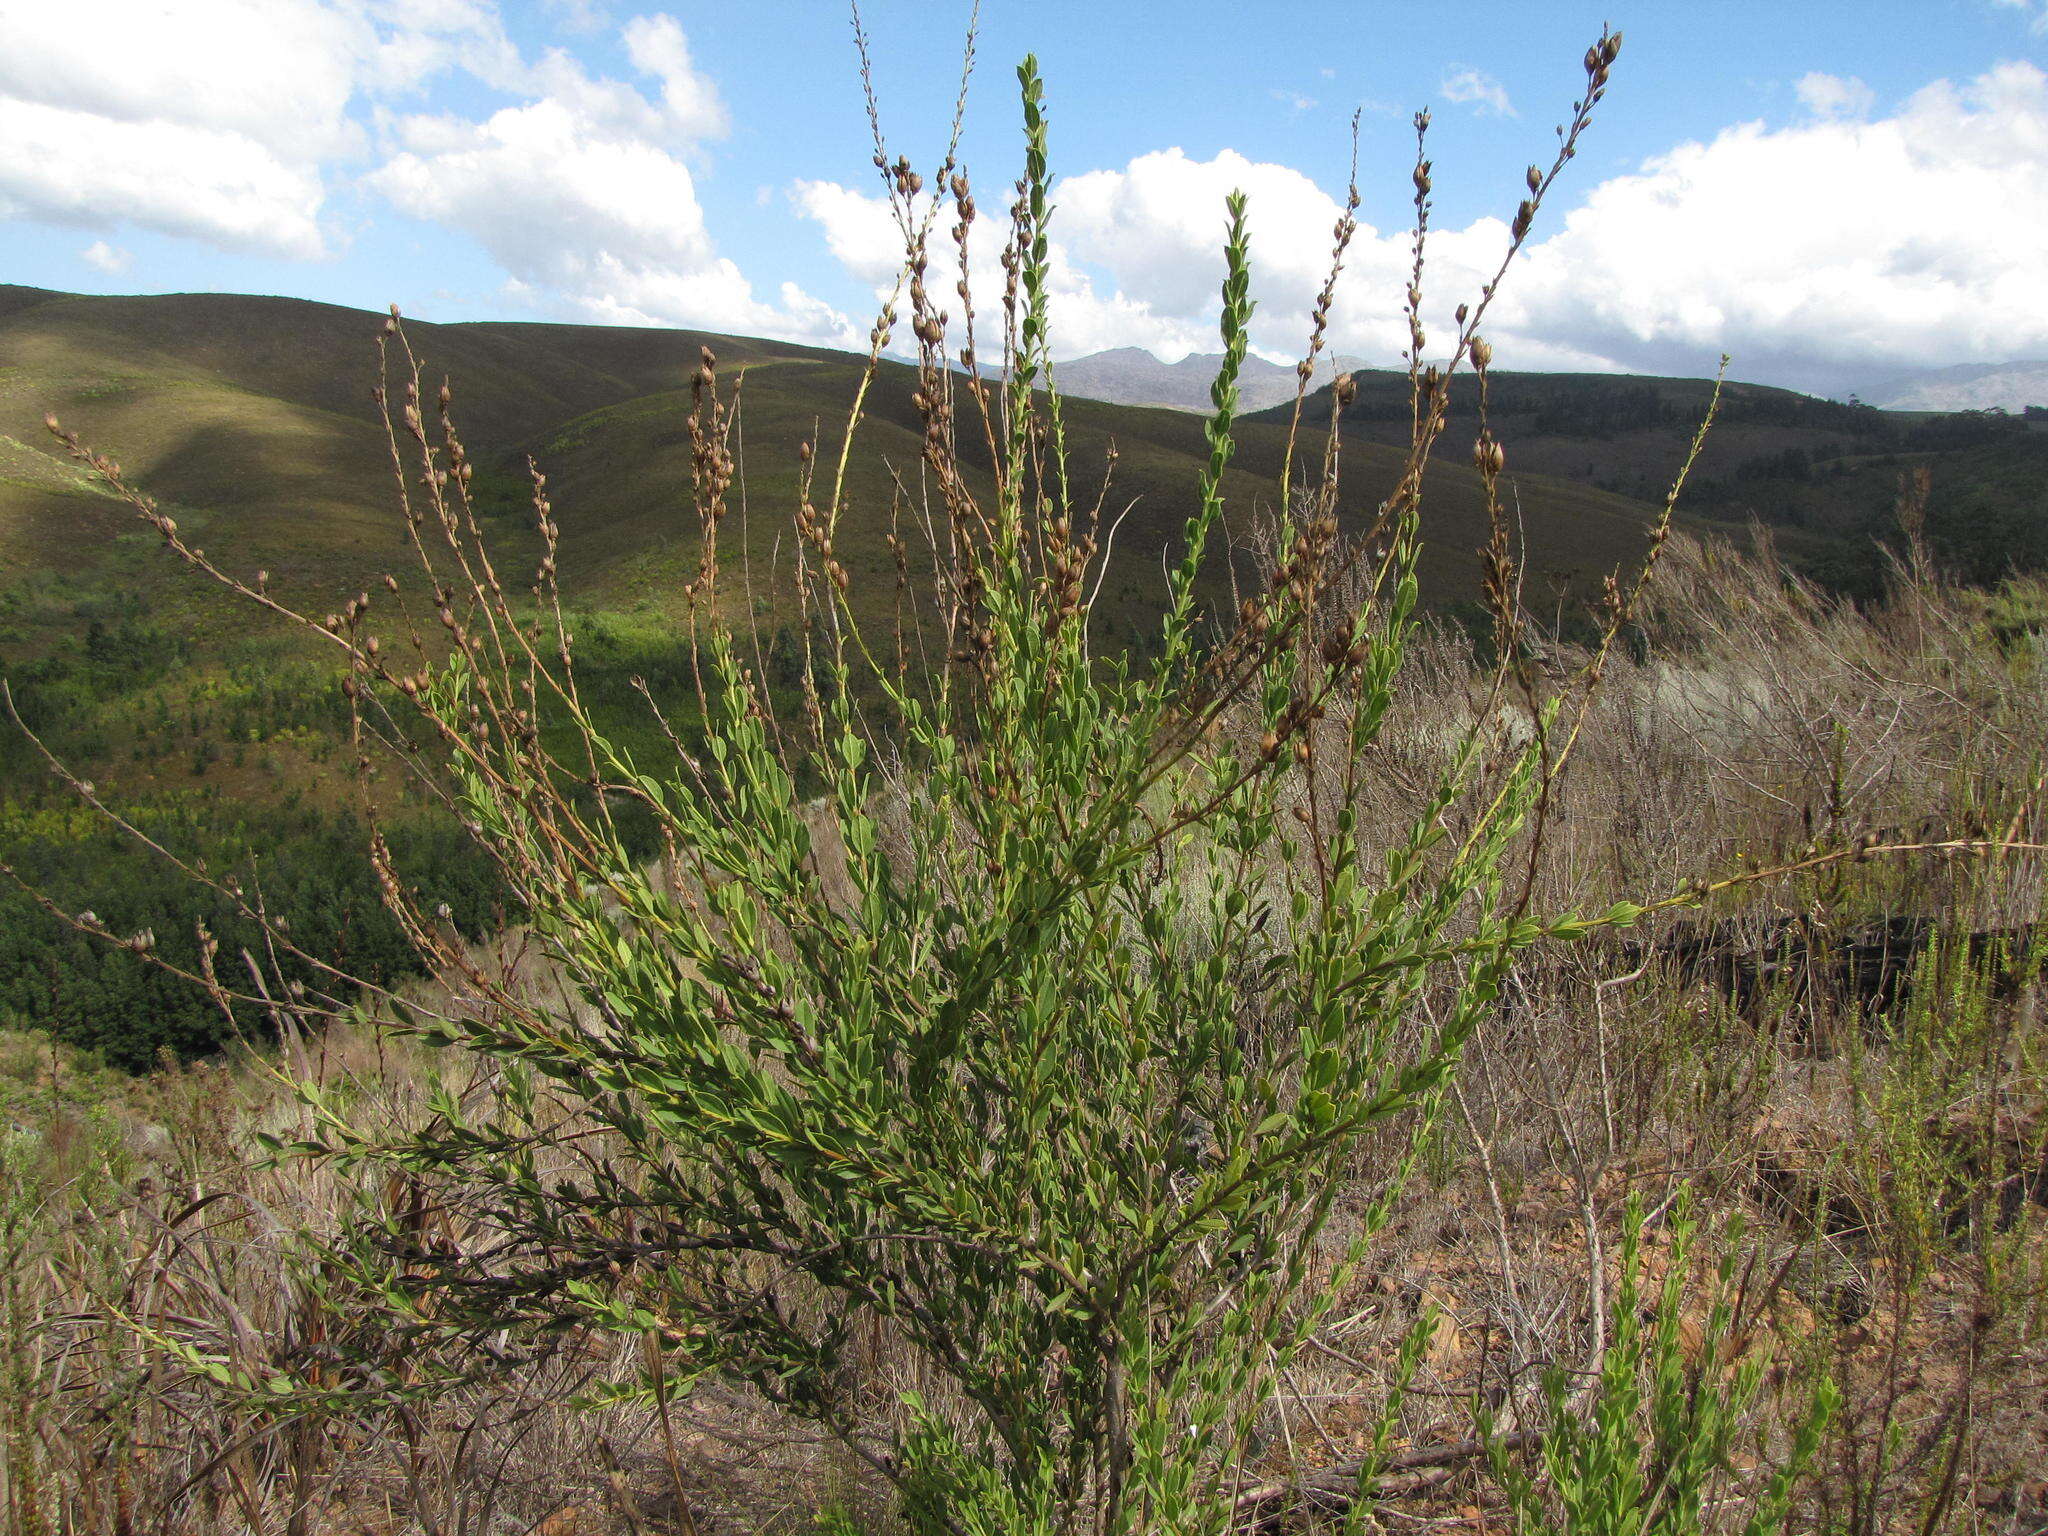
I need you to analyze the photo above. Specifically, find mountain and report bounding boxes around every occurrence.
[3,284,2039,1065]
[1859,361,2048,414]
[0,287,1690,646]
[1045,346,1374,413]
[1247,367,2048,594]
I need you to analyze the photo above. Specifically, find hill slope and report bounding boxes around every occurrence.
[1249,367,2048,593]
[0,287,1706,639]
[1,286,2038,1066]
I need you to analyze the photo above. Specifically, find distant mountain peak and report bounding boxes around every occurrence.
[1047,346,1376,413]
[1863,360,2048,414]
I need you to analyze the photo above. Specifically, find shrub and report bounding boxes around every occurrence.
[29,24,1989,1536]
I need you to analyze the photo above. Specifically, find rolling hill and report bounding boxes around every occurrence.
[1247,366,2048,594]
[3,284,2043,1065]
[0,285,1712,649]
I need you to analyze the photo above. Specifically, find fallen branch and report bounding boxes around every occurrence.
[1233,1427,1537,1521]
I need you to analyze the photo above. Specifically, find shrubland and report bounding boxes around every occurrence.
[3,21,2045,1536]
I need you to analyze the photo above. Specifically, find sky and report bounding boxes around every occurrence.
[1,0,2046,398]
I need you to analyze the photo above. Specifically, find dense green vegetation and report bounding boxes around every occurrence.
[4,284,2045,1066]
[1256,370,2048,593]
[4,28,2046,1536]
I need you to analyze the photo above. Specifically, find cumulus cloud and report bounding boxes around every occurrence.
[79,240,132,274]
[1794,72,1875,119]
[0,0,500,257]
[1440,67,1515,118]
[0,0,852,344]
[370,16,853,344]
[796,148,1508,367]
[1499,61,2048,392]
[0,97,330,257]
[797,60,2048,394]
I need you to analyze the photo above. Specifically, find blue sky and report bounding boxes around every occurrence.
[2,0,2045,395]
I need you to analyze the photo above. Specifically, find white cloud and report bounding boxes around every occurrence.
[0,0,502,257]
[0,0,367,161]
[1794,72,1875,119]
[1498,61,2048,391]
[1273,89,1316,115]
[544,0,607,31]
[371,19,853,345]
[793,60,2048,396]
[620,13,726,140]
[797,146,1512,367]
[0,0,849,344]
[79,240,132,274]
[1440,67,1515,118]
[0,97,330,257]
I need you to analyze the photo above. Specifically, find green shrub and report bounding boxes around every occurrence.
[1485,1197,1836,1536]
[34,29,1884,1536]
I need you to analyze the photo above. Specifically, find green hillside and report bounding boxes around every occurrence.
[1250,366,2048,594]
[0,285,1916,1065]
[0,287,1700,639]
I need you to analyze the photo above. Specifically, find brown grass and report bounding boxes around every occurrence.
[4,528,2044,1536]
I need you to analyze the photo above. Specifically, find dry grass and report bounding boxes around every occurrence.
[4,530,2044,1536]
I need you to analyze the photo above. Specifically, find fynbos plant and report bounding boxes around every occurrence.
[29,25,1914,1536]
[1485,1196,1837,1536]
